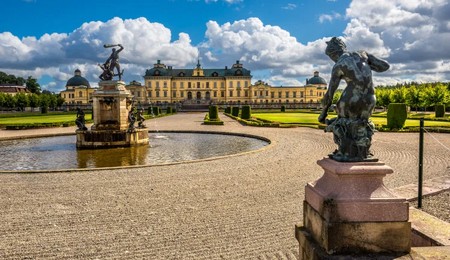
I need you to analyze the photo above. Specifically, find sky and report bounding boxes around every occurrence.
[1,0,449,92]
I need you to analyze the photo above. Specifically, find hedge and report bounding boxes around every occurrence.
[231,107,240,117]
[167,107,173,114]
[387,103,407,129]
[224,107,231,114]
[241,105,251,119]
[435,104,445,117]
[152,106,159,116]
[209,105,219,120]
[281,105,286,112]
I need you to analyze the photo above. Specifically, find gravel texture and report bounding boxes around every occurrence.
[410,190,450,222]
[0,112,449,259]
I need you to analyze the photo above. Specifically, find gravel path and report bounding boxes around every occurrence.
[0,113,449,259]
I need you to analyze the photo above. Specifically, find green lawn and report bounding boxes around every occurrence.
[253,112,450,128]
[0,113,92,125]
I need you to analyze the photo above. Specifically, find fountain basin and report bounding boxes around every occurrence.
[0,131,270,172]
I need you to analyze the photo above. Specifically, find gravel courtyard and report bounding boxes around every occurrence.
[0,113,449,259]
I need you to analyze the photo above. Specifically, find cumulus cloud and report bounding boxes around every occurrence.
[0,17,198,92]
[344,0,450,82]
[319,12,342,23]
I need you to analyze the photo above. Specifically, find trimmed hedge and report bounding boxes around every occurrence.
[281,105,286,112]
[167,107,173,114]
[435,104,445,117]
[231,107,240,117]
[224,107,231,114]
[209,105,219,120]
[387,103,407,129]
[241,105,251,119]
[152,106,159,116]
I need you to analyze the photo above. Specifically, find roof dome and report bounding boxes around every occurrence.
[66,69,91,87]
[307,71,327,85]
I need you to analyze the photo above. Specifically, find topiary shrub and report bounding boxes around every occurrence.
[281,105,286,112]
[209,105,219,120]
[241,105,251,119]
[147,106,152,115]
[225,107,231,114]
[41,106,48,114]
[435,104,445,117]
[152,106,159,116]
[231,106,240,117]
[387,103,407,129]
[167,107,173,114]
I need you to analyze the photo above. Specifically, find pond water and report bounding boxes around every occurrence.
[0,132,269,171]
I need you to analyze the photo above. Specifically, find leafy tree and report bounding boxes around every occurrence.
[375,88,391,110]
[405,85,422,112]
[332,90,342,104]
[56,94,65,107]
[15,93,29,111]
[48,94,58,110]
[26,76,41,94]
[390,87,407,103]
[39,94,50,113]
[4,94,16,109]
[422,83,449,108]
[0,93,6,108]
[29,93,40,110]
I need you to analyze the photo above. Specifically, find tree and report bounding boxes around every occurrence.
[39,94,50,113]
[26,76,41,94]
[390,87,407,103]
[375,88,391,110]
[405,85,422,112]
[422,83,449,108]
[15,93,29,111]
[29,93,40,110]
[4,94,16,109]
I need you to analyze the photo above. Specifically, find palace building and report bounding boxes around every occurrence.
[60,69,96,106]
[141,60,327,105]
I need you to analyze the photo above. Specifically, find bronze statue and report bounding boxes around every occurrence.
[99,44,124,81]
[138,109,146,128]
[319,37,390,162]
[75,107,88,131]
[128,107,136,132]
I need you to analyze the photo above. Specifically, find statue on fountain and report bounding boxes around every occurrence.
[318,37,390,162]
[99,44,124,81]
[137,109,146,128]
[75,107,88,131]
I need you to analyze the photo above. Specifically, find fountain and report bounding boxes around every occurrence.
[76,44,149,148]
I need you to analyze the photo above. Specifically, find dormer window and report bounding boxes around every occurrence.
[154,70,160,76]
[235,69,242,76]
[212,72,218,77]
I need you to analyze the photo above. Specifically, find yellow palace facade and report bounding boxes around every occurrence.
[140,60,327,105]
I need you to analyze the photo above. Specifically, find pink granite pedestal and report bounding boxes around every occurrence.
[296,158,411,259]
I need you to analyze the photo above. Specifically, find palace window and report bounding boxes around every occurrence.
[229,81,233,88]
[266,91,269,96]
[237,90,241,97]
[229,90,233,97]
[213,82,217,89]
[148,82,152,88]
[172,91,176,97]
[237,81,241,88]
[164,91,168,97]
[173,82,176,88]
[260,91,263,96]
[254,91,257,96]
[214,91,217,97]
[197,82,201,88]
[221,82,225,89]
[206,82,210,88]
[271,92,274,98]
[293,92,297,98]
[148,92,152,97]
[164,82,168,88]
[156,81,160,88]
[221,91,225,97]
[79,91,83,97]
[278,92,282,98]
[137,91,141,97]
[245,90,248,97]
[300,92,304,98]
[286,92,289,98]
[156,91,160,98]
[310,90,313,96]
[245,81,248,88]
[181,92,184,98]
[188,82,192,88]
[180,82,184,88]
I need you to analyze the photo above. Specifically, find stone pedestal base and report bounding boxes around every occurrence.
[76,129,149,149]
[296,158,411,259]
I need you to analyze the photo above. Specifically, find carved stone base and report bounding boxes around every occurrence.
[296,158,411,258]
[76,129,149,149]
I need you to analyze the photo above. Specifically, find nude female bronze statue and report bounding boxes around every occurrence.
[319,37,390,162]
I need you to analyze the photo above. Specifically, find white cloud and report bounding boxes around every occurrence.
[0,17,198,91]
[319,12,342,23]
[282,3,297,10]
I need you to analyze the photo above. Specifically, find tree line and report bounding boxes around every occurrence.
[375,82,449,111]
[0,71,63,112]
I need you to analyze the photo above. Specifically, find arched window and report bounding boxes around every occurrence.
[79,91,83,98]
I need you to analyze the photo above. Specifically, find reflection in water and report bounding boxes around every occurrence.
[0,133,268,171]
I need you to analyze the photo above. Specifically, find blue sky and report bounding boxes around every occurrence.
[1,0,449,92]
